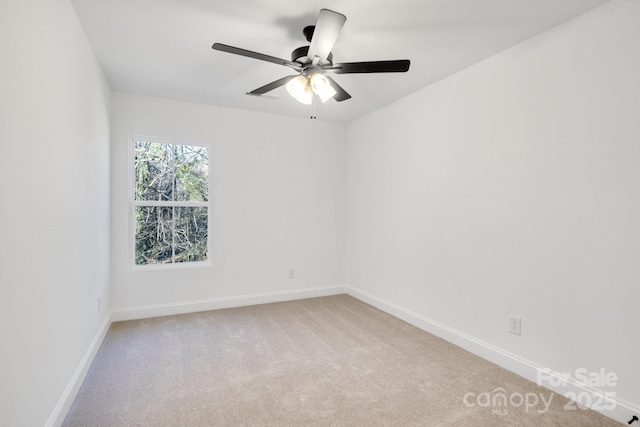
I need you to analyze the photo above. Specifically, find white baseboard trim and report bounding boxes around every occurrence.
[345,285,639,425]
[45,314,112,427]
[111,285,347,322]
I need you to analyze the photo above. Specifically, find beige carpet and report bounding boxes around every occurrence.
[63,295,620,426]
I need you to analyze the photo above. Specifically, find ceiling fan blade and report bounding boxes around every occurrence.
[247,75,297,96]
[308,9,346,63]
[331,60,410,74]
[212,43,302,70]
[325,76,351,102]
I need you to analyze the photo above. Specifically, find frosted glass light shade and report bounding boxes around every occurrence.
[286,75,308,99]
[310,73,336,103]
[296,85,313,105]
[310,73,329,92]
[318,85,336,103]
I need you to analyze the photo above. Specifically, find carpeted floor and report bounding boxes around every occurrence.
[63,295,620,426]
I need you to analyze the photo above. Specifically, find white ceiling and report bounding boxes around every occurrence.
[71,0,611,123]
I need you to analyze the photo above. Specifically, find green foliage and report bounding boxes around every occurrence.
[134,141,209,265]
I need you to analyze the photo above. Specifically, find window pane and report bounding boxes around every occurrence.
[135,206,173,265]
[135,141,173,201]
[174,207,208,263]
[131,137,211,268]
[174,144,209,202]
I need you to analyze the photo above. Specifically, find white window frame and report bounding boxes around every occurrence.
[129,134,213,271]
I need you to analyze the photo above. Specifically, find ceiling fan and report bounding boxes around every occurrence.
[212,9,410,105]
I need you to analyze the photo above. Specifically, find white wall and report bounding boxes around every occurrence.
[0,0,111,426]
[347,0,640,417]
[110,93,347,312]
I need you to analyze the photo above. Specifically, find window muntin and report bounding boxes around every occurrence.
[131,136,211,268]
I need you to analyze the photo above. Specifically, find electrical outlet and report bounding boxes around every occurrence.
[98,295,102,312]
[510,315,521,336]
[288,268,295,279]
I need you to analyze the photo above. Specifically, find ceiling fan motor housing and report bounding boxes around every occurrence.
[291,46,333,66]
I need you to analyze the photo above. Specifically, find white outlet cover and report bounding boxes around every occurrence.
[510,315,522,335]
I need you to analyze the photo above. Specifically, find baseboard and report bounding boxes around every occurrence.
[45,314,112,427]
[345,285,639,425]
[111,285,347,322]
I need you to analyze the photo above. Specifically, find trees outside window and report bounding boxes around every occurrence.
[131,136,211,267]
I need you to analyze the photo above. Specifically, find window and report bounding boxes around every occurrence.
[130,135,211,268]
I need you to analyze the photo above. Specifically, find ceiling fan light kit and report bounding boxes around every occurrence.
[286,73,337,105]
[212,9,410,110]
